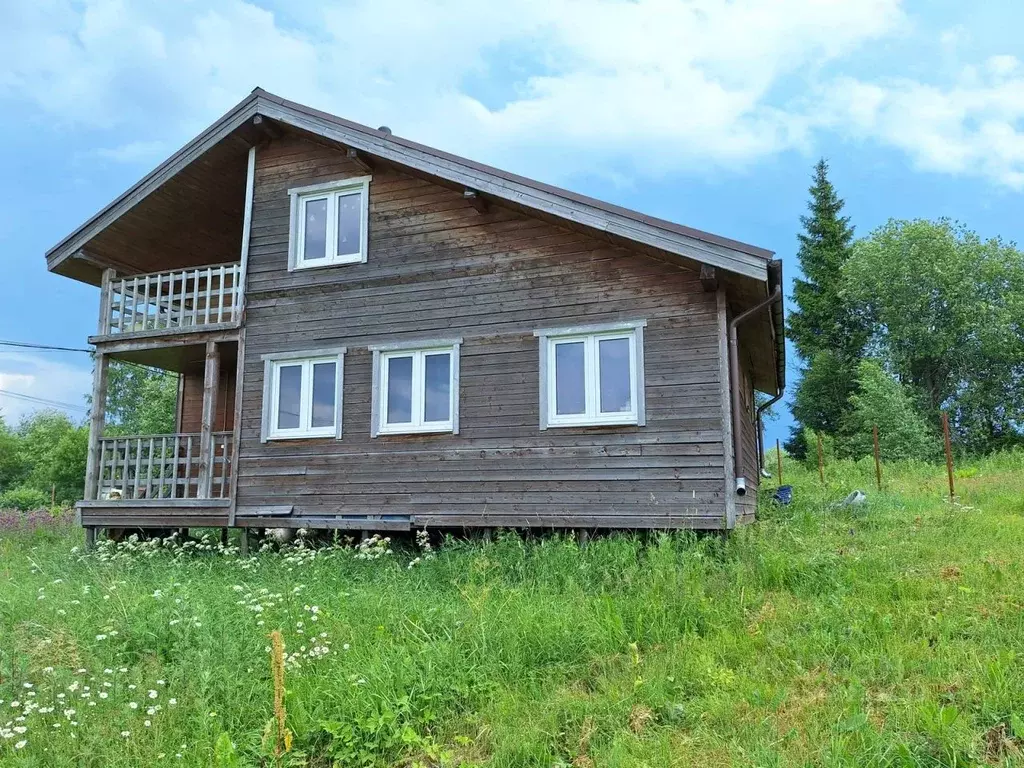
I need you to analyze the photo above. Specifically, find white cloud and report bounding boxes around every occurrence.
[825,57,1024,189]
[0,353,92,425]
[4,0,1023,189]
[0,0,905,182]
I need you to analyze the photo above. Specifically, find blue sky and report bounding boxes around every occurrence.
[2,0,1024,449]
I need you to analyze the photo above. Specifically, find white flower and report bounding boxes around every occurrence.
[148,690,158,699]
[22,683,32,689]
[144,720,151,727]
[99,692,108,699]
[128,702,138,710]
[168,698,177,705]
[121,731,130,738]
[14,740,26,749]
[95,634,108,641]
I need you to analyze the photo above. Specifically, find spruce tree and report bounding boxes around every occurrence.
[785,159,867,456]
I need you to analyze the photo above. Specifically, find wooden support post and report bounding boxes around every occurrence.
[83,352,110,501]
[85,526,96,550]
[482,527,493,543]
[239,528,250,557]
[578,529,591,547]
[197,341,220,499]
[942,412,955,501]
[220,528,228,547]
[873,425,882,491]
[816,432,825,485]
[776,439,783,485]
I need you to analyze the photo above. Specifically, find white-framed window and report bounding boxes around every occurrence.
[370,339,461,436]
[260,349,346,441]
[534,321,646,429]
[287,176,370,270]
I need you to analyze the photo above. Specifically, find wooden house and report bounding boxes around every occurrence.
[44,89,785,544]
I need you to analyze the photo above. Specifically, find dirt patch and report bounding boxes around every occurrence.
[629,704,654,734]
[984,722,1022,764]
[940,565,962,580]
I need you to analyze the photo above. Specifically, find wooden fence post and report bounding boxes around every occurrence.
[816,432,825,484]
[776,438,783,485]
[873,425,882,491]
[941,412,955,501]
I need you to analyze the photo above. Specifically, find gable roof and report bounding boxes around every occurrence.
[45,88,774,282]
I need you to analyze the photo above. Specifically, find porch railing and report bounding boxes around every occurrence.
[94,432,233,501]
[102,263,241,335]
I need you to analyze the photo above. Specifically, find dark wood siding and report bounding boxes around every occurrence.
[178,366,236,434]
[236,135,731,529]
[736,353,759,524]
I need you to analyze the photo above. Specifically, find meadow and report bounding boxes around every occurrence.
[0,452,1022,767]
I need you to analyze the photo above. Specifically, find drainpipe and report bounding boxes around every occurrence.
[728,285,782,496]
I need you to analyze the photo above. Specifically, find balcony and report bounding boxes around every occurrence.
[95,263,241,340]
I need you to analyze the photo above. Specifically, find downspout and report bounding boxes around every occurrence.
[756,391,784,473]
[728,284,782,496]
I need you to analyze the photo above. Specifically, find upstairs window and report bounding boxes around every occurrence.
[370,340,461,436]
[534,321,646,429]
[288,176,370,270]
[261,350,346,441]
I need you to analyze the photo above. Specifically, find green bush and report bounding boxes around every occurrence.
[0,485,50,511]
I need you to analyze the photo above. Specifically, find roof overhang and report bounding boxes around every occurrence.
[46,88,773,285]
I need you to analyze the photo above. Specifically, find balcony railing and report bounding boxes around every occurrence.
[101,263,241,336]
[93,432,233,501]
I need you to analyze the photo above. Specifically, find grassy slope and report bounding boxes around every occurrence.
[0,453,1022,767]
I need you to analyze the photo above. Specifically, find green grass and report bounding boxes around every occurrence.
[1,452,1023,766]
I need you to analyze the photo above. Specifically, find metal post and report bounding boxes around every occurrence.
[776,439,783,485]
[816,432,825,484]
[942,412,955,501]
[873,425,882,491]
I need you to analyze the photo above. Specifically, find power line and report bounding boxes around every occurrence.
[0,339,176,377]
[0,388,89,413]
[0,340,93,353]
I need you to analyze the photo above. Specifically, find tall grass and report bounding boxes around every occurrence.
[0,451,1022,766]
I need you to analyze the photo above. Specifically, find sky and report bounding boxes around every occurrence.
[2,0,1024,449]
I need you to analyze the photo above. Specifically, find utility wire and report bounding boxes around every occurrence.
[0,339,176,376]
[0,388,90,413]
[0,340,93,353]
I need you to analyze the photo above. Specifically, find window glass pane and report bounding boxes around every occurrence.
[303,198,328,260]
[311,362,337,429]
[386,356,413,424]
[554,341,586,415]
[336,192,362,256]
[423,353,451,423]
[277,365,302,430]
[598,337,632,413]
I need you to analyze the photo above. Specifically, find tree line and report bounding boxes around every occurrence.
[0,362,177,508]
[786,160,1024,461]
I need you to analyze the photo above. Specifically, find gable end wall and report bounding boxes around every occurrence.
[236,135,731,529]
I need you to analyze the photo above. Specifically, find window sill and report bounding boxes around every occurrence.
[266,431,339,441]
[292,254,366,272]
[376,425,454,437]
[545,416,640,429]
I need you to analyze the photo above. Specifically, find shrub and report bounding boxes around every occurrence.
[0,485,50,511]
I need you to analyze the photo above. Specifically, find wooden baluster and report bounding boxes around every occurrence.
[142,275,152,330]
[184,435,193,498]
[158,436,167,499]
[153,272,163,329]
[217,264,226,323]
[117,279,127,333]
[130,277,139,331]
[120,439,130,498]
[191,269,200,327]
[203,267,213,325]
[166,271,176,330]
[133,437,142,500]
[96,439,106,500]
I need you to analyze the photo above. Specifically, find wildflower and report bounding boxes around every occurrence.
[121,731,130,738]
[95,634,107,641]
[128,702,138,710]
[148,690,158,699]
[14,740,26,749]
[22,683,32,689]
[99,692,108,699]
[169,698,177,706]
[144,720,152,727]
